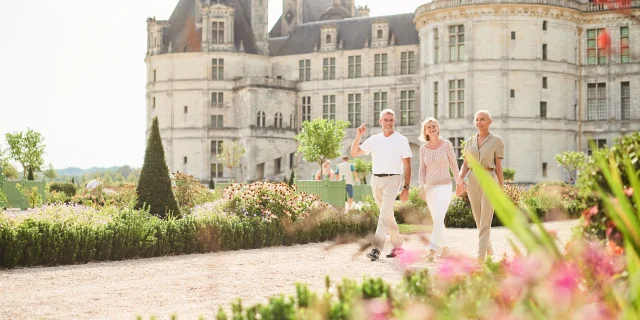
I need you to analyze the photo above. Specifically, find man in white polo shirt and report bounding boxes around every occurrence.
[350,109,412,261]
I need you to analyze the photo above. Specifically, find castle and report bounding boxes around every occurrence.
[146,0,639,184]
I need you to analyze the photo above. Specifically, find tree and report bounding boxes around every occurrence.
[353,158,372,184]
[117,165,133,178]
[43,163,57,179]
[294,118,348,173]
[5,128,46,180]
[217,142,246,180]
[2,163,18,179]
[555,151,587,180]
[135,117,180,219]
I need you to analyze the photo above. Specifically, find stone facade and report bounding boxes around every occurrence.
[146,0,640,184]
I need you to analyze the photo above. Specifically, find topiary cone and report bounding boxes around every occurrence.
[135,117,180,219]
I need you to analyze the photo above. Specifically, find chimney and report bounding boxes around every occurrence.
[357,5,370,17]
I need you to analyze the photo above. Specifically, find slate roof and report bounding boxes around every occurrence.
[269,13,419,56]
[164,0,258,54]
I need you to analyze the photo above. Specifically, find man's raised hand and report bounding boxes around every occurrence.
[356,123,367,136]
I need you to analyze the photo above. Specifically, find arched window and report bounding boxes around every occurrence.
[257,111,265,127]
[289,113,297,129]
[274,112,283,128]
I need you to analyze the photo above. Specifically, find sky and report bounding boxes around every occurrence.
[0,0,428,170]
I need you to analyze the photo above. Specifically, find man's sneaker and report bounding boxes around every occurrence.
[386,247,405,258]
[367,248,380,261]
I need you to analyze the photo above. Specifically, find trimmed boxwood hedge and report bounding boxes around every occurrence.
[0,209,376,269]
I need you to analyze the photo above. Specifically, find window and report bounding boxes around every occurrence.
[212,21,224,44]
[183,157,188,164]
[348,93,362,128]
[211,163,223,178]
[510,89,515,98]
[587,83,607,121]
[401,51,416,74]
[289,152,295,169]
[348,55,361,78]
[540,101,547,118]
[434,82,439,119]
[289,113,296,129]
[301,96,311,122]
[449,25,465,61]
[511,31,516,40]
[274,157,282,174]
[400,90,416,126]
[377,29,383,39]
[542,44,548,60]
[587,29,607,65]
[299,59,311,81]
[543,20,547,31]
[449,137,464,168]
[542,163,548,178]
[212,59,224,80]
[433,28,440,64]
[152,97,156,109]
[587,139,607,156]
[621,27,629,63]
[374,54,388,77]
[326,34,332,44]
[184,106,188,114]
[274,112,283,128]
[542,77,548,89]
[373,91,387,127]
[211,92,224,107]
[256,163,265,179]
[322,95,336,120]
[256,111,266,127]
[621,81,630,120]
[153,69,156,82]
[211,115,223,128]
[211,140,223,155]
[448,79,465,118]
[323,57,336,80]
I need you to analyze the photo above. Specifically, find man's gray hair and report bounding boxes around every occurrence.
[379,109,395,119]
[475,110,493,120]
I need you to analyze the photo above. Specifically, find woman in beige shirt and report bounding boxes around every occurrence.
[458,110,505,265]
[418,117,464,261]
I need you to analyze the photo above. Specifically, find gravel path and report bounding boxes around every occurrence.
[0,220,576,320]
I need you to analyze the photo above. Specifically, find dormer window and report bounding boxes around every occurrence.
[377,29,383,39]
[326,34,332,44]
[212,21,224,44]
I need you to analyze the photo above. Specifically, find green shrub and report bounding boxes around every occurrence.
[47,190,69,205]
[15,184,42,208]
[49,182,77,197]
[503,167,516,181]
[360,193,430,225]
[135,117,180,219]
[0,190,7,209]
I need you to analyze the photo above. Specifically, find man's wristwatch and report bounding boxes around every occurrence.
[403,185,410,191]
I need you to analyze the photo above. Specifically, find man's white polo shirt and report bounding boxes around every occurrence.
[359,132,412,175]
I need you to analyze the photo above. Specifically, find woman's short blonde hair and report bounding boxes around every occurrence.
[474,110,493,120]
[418,117,441,142]
[322,160,331,167]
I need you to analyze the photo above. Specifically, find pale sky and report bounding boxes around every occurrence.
[0,0,427,170]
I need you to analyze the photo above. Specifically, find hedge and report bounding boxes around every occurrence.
[0,208,376,269]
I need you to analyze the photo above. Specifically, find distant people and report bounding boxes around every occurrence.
[351,109,412,261]
[81,178,105,204]
[335,156,360,211]
[315,160,335,181]
[569,178,575,185]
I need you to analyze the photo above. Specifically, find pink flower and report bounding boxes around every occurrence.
[436,255,477,283]
[624,187,634,197]
[396,249,421,271]
[366,298,390,320]
[550,263,581,296]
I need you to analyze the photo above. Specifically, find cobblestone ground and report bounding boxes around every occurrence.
[0,220,577,320]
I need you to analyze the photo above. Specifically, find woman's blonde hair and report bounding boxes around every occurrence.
[418,117,441,142]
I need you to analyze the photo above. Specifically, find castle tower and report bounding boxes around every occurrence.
[281,0,303,37]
